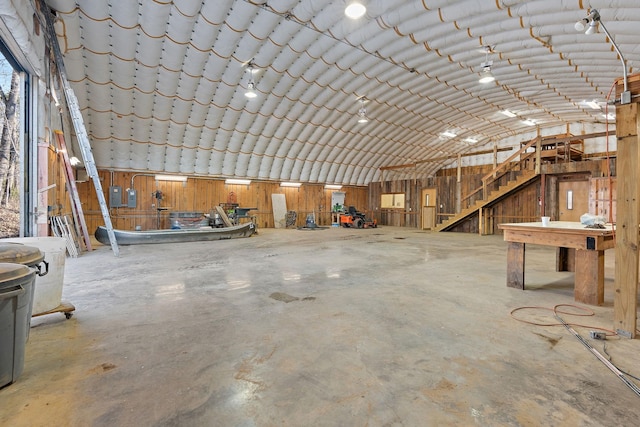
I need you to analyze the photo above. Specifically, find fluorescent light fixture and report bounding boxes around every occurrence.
[225,178,251,185]
[69,156,81,166]
[155,174,187,182]
[345,1,366,19]
[325,184,342,190]
[521,119,536,126]
[585,100,601,110]
[280,182,302,187]
[358,116,369,124]
[501,110,517,118]
[464,138,478,144]
[441,131,457,138]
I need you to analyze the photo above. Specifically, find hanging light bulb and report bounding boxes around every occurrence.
[245,81,257,98]
[478,46,495,84]
[479,67,495,84]
[345,1,366,19]
[357,110,368,123]
[585,19,598,35]
[244,64,258,98]
[575,10,599,34]
[357,99,368,123]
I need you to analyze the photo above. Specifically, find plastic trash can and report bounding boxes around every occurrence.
[0,238,64,315]
[0,263,36,388]
[0,243,48,326]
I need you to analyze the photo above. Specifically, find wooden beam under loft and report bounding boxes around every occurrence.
[380,147,514,172]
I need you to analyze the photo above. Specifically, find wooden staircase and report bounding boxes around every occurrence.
[435,169,538,232]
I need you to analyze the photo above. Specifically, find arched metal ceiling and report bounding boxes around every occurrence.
[44,0,639,185]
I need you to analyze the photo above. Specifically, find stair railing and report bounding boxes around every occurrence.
[461,137,539,210]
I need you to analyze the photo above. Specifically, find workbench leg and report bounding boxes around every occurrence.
[556,247,575,272]
[506,242,525,289]
[574,249,604,305]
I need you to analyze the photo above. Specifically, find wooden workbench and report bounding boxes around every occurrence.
[498,221,615,305]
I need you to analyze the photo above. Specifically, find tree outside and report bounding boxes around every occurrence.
[0,55,20,237]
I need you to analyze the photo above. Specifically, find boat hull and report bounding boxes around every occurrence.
[95,223,256,246]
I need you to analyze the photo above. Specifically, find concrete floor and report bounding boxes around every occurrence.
[1,227,638,426]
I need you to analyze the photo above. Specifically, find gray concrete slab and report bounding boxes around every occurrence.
[1,227,638,426]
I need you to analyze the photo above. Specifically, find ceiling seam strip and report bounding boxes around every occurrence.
[521,18,606,122]
[69,4,396,181]
[489,4,600,125]
[74,4,509,146]
[82,125,421,167]
[75,70,499,146]
[373,14,520,139]
[59,6,225,44]
[241,0,462,148]
[387,6,556,138]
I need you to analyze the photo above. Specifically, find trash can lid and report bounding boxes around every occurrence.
[0,262,34,283]
[0,243,45,266]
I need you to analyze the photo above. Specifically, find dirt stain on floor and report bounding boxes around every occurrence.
[269,293,317,303]
[269,292,299,303]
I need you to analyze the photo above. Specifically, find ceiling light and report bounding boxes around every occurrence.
[575,9,629,104]
[585,19,598,35]
[501,110,517,118]
[441,131,457,138]
[325,184,342,190]
[479,67,495,84]
[155,174,187,182]
[521,119,536,126]
[575,10,598,32]
[345,2,366,19]
[464,138,478,144]
[478,46,496,84]
[245,81,257,98]
[357,98,368,123]
[280,182,302,187]
[69,156,81,166]
[225,178,251,185]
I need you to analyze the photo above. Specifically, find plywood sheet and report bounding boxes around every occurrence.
[271,194,287,229]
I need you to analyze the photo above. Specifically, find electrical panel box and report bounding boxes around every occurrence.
[109,185,123,208]
[127,189,137,208]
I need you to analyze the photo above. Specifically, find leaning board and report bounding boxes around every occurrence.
[271,194,287,229]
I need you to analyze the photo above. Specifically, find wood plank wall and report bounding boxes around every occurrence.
[46,150,616,236]
[368,159,617,233]
[74,171,368,232]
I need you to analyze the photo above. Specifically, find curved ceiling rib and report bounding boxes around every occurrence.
[45,0,638,184]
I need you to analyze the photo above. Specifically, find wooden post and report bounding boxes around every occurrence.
[455,154,461,213]
[540,173,546,217]
[535,135,541,174]
[493,143,498,170]
[614,74,640,338]
[575,249,605,306]
[506,242,525,289]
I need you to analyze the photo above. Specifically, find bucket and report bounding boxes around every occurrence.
[0,263,36,387]
[0,237,66,315]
